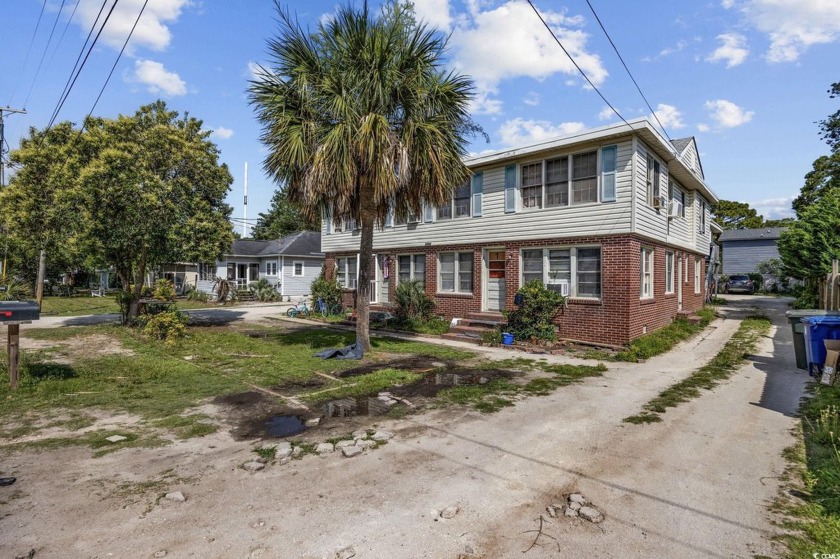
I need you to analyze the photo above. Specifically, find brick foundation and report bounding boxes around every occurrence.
[326,233,706,346]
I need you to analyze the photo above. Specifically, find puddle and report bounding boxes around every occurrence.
[323,397,394,417]
[265,415,306,437]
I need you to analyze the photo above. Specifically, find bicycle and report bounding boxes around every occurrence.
[286,298,310,318]
[315,298,344,317]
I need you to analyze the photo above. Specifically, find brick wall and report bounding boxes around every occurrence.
[326,233,707,346]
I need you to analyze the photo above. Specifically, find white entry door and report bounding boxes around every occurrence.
[485,249,506,312]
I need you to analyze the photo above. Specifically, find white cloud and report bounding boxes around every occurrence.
[749,196,796,219]
[659,40,688,57]
[246,61,268,82]
[413,0,452,30]
[451,1,607,114]
[470,91,503,115]
[724,0,840,62]
[76,0,190,52]
[697,123,711,132]
[597,106,615,121]
[499,118,585,146]
[652,103,685,129]
[523,91,540,106]
[211,127,234,140]
[706,33,749,67]
[704,99,754,128]
[130,59,186,96]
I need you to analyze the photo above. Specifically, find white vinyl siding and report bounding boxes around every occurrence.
[641,248,654,299]
[438,252,473,294]
[520,247,601,298]
[665,251,674,294]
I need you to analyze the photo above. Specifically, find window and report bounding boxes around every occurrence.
[398,254,425,290]
[572,151,598,204]
[647,154,661,206]
[266,261,277,276]
[336,256,357,288]
[438,252,473,294]
[394,210,420,225]
[665,252,674,294]
[640,248,654,299]
[520,151,599,209]
[519,247,600,298]
[521,162,542,209]
[601,146,617,202]
[293,261,304,277]
[694,259,701,294]
[438,182,471,219]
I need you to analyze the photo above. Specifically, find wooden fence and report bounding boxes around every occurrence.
[820,260,840,311]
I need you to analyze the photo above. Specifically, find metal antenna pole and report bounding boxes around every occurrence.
[0,106,27,187]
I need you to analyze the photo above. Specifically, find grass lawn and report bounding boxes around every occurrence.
[39,296,252,317]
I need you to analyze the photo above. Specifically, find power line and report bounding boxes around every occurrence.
[525,0,632,130]
[8,0,48,105]
[48,0,82,69]
[583,0,674,143]
[44,0,115,134]
[23,0,69,108]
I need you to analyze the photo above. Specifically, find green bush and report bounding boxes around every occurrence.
[141,310,188,345]
[503,280,566,342]
[184,285,209,302]
[0,278,33,301]
[115,289,138,323]
[153,279,176,301]
[310,271,342,313]
[249,278,281,302]
[747,273,764,293]
[394,280,434,321]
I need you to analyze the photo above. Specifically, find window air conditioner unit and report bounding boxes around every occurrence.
[668,200,683,219]
[548,281,570,297]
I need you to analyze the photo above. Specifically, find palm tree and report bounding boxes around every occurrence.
[250,2,477,351]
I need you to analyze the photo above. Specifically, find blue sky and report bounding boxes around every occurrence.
[2,0,839,232]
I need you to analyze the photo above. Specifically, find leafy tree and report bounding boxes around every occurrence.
[778,188,840,281]
[763,217,796,228]
[251,189,319,240]
[250,3,478,350]
[78,101,233,319]
[0,122,86,294]
[793,83,840,215]
[712,199,764,230]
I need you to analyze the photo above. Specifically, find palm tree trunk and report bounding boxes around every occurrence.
[356,189,376,352]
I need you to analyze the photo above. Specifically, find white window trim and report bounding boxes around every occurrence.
[437,182,471,220]
[694,259,702,294]
[437,252,473,295]
[519,245,602,300]
[640,248,654,299]
[519,149,601,211]
[292,261,304,277]
[665,251,675,294]
[265,261,278,276]
[336,256,359,289]
[685,255,689,283]
[397,253,426,285]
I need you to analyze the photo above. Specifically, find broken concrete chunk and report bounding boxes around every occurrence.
[292,447,303,457]
[154,551,167,558]
[279,457,292,466]
[546,505,557,518]
[569,501,581,511]
[341,446,363,458]
[335,440,356,449]
[578,506,604,523]
[564,507,579,518]
[351,429,369,440]
[356,439,376,449]
[334,546,356,559]
[371,430,393,442]
[316,442,334,454]
[242,461,265,472]
[440,505,459,519]
[164,491,185,503]
[568,493,587,504]
[305,418,321,427]
[105,435,128,443]
[275,442,292,458]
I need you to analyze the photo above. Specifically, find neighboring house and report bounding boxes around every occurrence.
[193,231,323,297]
[321,118,718,346]
[718,227,786,276]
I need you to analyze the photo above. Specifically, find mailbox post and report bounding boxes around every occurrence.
[0,301,40,389]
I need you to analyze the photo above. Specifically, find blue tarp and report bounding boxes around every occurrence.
[314,342,364,360]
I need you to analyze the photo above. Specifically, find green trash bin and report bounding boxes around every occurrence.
[786,310,838,370]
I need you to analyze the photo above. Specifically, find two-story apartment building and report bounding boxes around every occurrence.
[321,118,717,346]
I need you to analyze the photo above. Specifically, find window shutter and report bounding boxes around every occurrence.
[324,206,332,235]
[423,203,434,223]
[504,165,516,213]
[601,146,616,202]
[471,172,483,217]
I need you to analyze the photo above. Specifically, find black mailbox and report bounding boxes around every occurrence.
[0,301,40,323]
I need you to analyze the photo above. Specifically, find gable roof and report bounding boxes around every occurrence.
[718,227,786,242]
[228,231,322,257]
[671,138,692,152]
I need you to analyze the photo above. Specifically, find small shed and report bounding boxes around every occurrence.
[719,227,786,275]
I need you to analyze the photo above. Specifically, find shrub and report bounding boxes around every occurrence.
[115,289,138,323]
[212,277,237,304]
[310,269,343,313]
[0,278,33,301]
[249,278,281,302]
[747,273,764,293]
[394,280,434,321]
[184,285,209,302]
[153,279,176,301]
[141,310,188,345]
[503,280,566,342]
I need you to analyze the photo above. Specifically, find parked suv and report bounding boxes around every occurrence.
[726,274,755,294]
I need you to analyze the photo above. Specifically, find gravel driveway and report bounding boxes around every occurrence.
[0,296,805,558]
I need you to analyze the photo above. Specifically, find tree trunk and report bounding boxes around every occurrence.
[127,246,148,320]
[356,189,376,352]
[35,248,46,308]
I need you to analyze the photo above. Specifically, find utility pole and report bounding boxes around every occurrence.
[0,106,27,187]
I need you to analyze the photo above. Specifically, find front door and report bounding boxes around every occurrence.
[485,249,506,312]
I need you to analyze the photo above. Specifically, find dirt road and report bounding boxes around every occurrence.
[1,296,805,558]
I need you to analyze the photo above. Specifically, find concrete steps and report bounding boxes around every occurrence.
[444,312,506,344]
